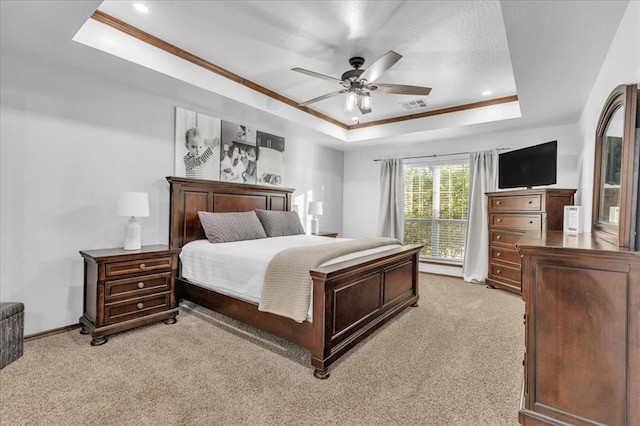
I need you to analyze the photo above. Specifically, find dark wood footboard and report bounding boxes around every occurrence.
[176,244,421,379]
[310,244,421,378]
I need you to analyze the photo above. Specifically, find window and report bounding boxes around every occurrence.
[404,161,469,262]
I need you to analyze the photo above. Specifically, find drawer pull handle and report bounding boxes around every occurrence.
[529,220,533,224]
[496,252,502,257]
[137,303,144,310]
[139,263,146,269]
[497,218,502,223]
[137,282,145,289]
[528,200,533,204]
[496,235,502,240]
[496,269,502,274]
[496,200,502,205]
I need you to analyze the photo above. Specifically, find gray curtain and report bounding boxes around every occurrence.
[378,158,405,240]
[462,150,498,283]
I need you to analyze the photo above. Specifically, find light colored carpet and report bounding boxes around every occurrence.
[0,274,524,425]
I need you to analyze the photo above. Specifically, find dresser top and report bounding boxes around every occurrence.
[517,231,640,258]
[486,188,576,197]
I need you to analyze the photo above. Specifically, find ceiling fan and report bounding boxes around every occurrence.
[292,50,431,115]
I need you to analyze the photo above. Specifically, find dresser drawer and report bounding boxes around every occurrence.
[105,272,172,302]
[490,229,524,247]
[490,246,521,266]
[105,256,173,278]
[489,194,542,212]
[104,293,171,325]
[491,214,542,231]
[489,263,521,284]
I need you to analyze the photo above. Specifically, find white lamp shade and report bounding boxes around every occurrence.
[117,192,150,217]
[308,201,323,216]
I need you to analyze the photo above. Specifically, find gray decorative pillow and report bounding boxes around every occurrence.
[255,209,305,237]
[198,211,267,244]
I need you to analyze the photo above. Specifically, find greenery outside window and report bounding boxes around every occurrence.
[404,161,469,262]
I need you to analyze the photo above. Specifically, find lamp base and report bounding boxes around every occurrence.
[310,216,319,234]
[123,217,141,250]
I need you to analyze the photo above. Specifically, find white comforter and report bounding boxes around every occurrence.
[179,235,400,306]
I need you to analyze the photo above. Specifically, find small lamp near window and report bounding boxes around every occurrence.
[307,201,323,234]
[117,192,149,250]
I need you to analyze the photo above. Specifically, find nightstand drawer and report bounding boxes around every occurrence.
[489,194,541,212]
[491,214,542,231]
[105,272,172,302]
[105,256,173,278]
[104,293,171,325]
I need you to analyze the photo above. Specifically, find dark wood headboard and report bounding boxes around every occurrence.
[167,176,294,250]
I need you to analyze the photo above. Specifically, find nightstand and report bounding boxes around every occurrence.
[79,245,180,346]
[312,231,339,238]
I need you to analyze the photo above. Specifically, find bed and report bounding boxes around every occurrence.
[167,176,422,378]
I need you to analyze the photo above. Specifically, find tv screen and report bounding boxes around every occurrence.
[498,141,557,189]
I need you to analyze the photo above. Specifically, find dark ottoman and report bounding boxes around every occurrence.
[0,302,24,369]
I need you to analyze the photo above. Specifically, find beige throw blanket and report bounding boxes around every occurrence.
[258,237,402,322]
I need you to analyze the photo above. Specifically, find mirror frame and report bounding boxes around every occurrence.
[592,84,638,248]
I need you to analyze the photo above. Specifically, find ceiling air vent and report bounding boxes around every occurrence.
[399,98,429,110]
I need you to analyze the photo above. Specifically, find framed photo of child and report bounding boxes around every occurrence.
[220,120,257,184]
[174,107,221,180]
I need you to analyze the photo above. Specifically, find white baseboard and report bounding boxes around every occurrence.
[419,262,463,277]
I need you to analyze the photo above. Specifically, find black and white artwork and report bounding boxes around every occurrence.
[220,121,257,184]
[256,131,285,186]
[174,107,221,180]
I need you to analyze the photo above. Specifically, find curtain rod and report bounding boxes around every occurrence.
[373,148,511,162]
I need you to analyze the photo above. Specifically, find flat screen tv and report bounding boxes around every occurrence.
[498,141,557,189]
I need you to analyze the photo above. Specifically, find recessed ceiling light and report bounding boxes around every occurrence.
[133,3,149,14]
[482,90,492,96]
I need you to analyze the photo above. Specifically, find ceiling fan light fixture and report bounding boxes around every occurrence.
[344,90,358,112]
[294,50,431,116]
[361,92,372,110]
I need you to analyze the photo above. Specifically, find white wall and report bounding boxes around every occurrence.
[577,0,640,229]
[343,123,581,238]
[0,51,343,335]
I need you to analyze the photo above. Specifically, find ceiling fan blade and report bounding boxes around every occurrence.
[291,67,343,83]
[358,50,402,84]
[298,90,347,106]
[373,83,432,96]
[357,93,372,115]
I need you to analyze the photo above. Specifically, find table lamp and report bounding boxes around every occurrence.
[117,192,150,250]
[307,201,323,234]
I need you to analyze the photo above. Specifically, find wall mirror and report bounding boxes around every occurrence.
[592,84,639,248]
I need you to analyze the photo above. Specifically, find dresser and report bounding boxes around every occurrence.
[486,188,575,295]
[79,245,180,345]
[517,231,639,425]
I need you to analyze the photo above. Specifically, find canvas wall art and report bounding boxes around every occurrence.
[256,131,285,186]
[174,107,221,180]
[220,121,257,184]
